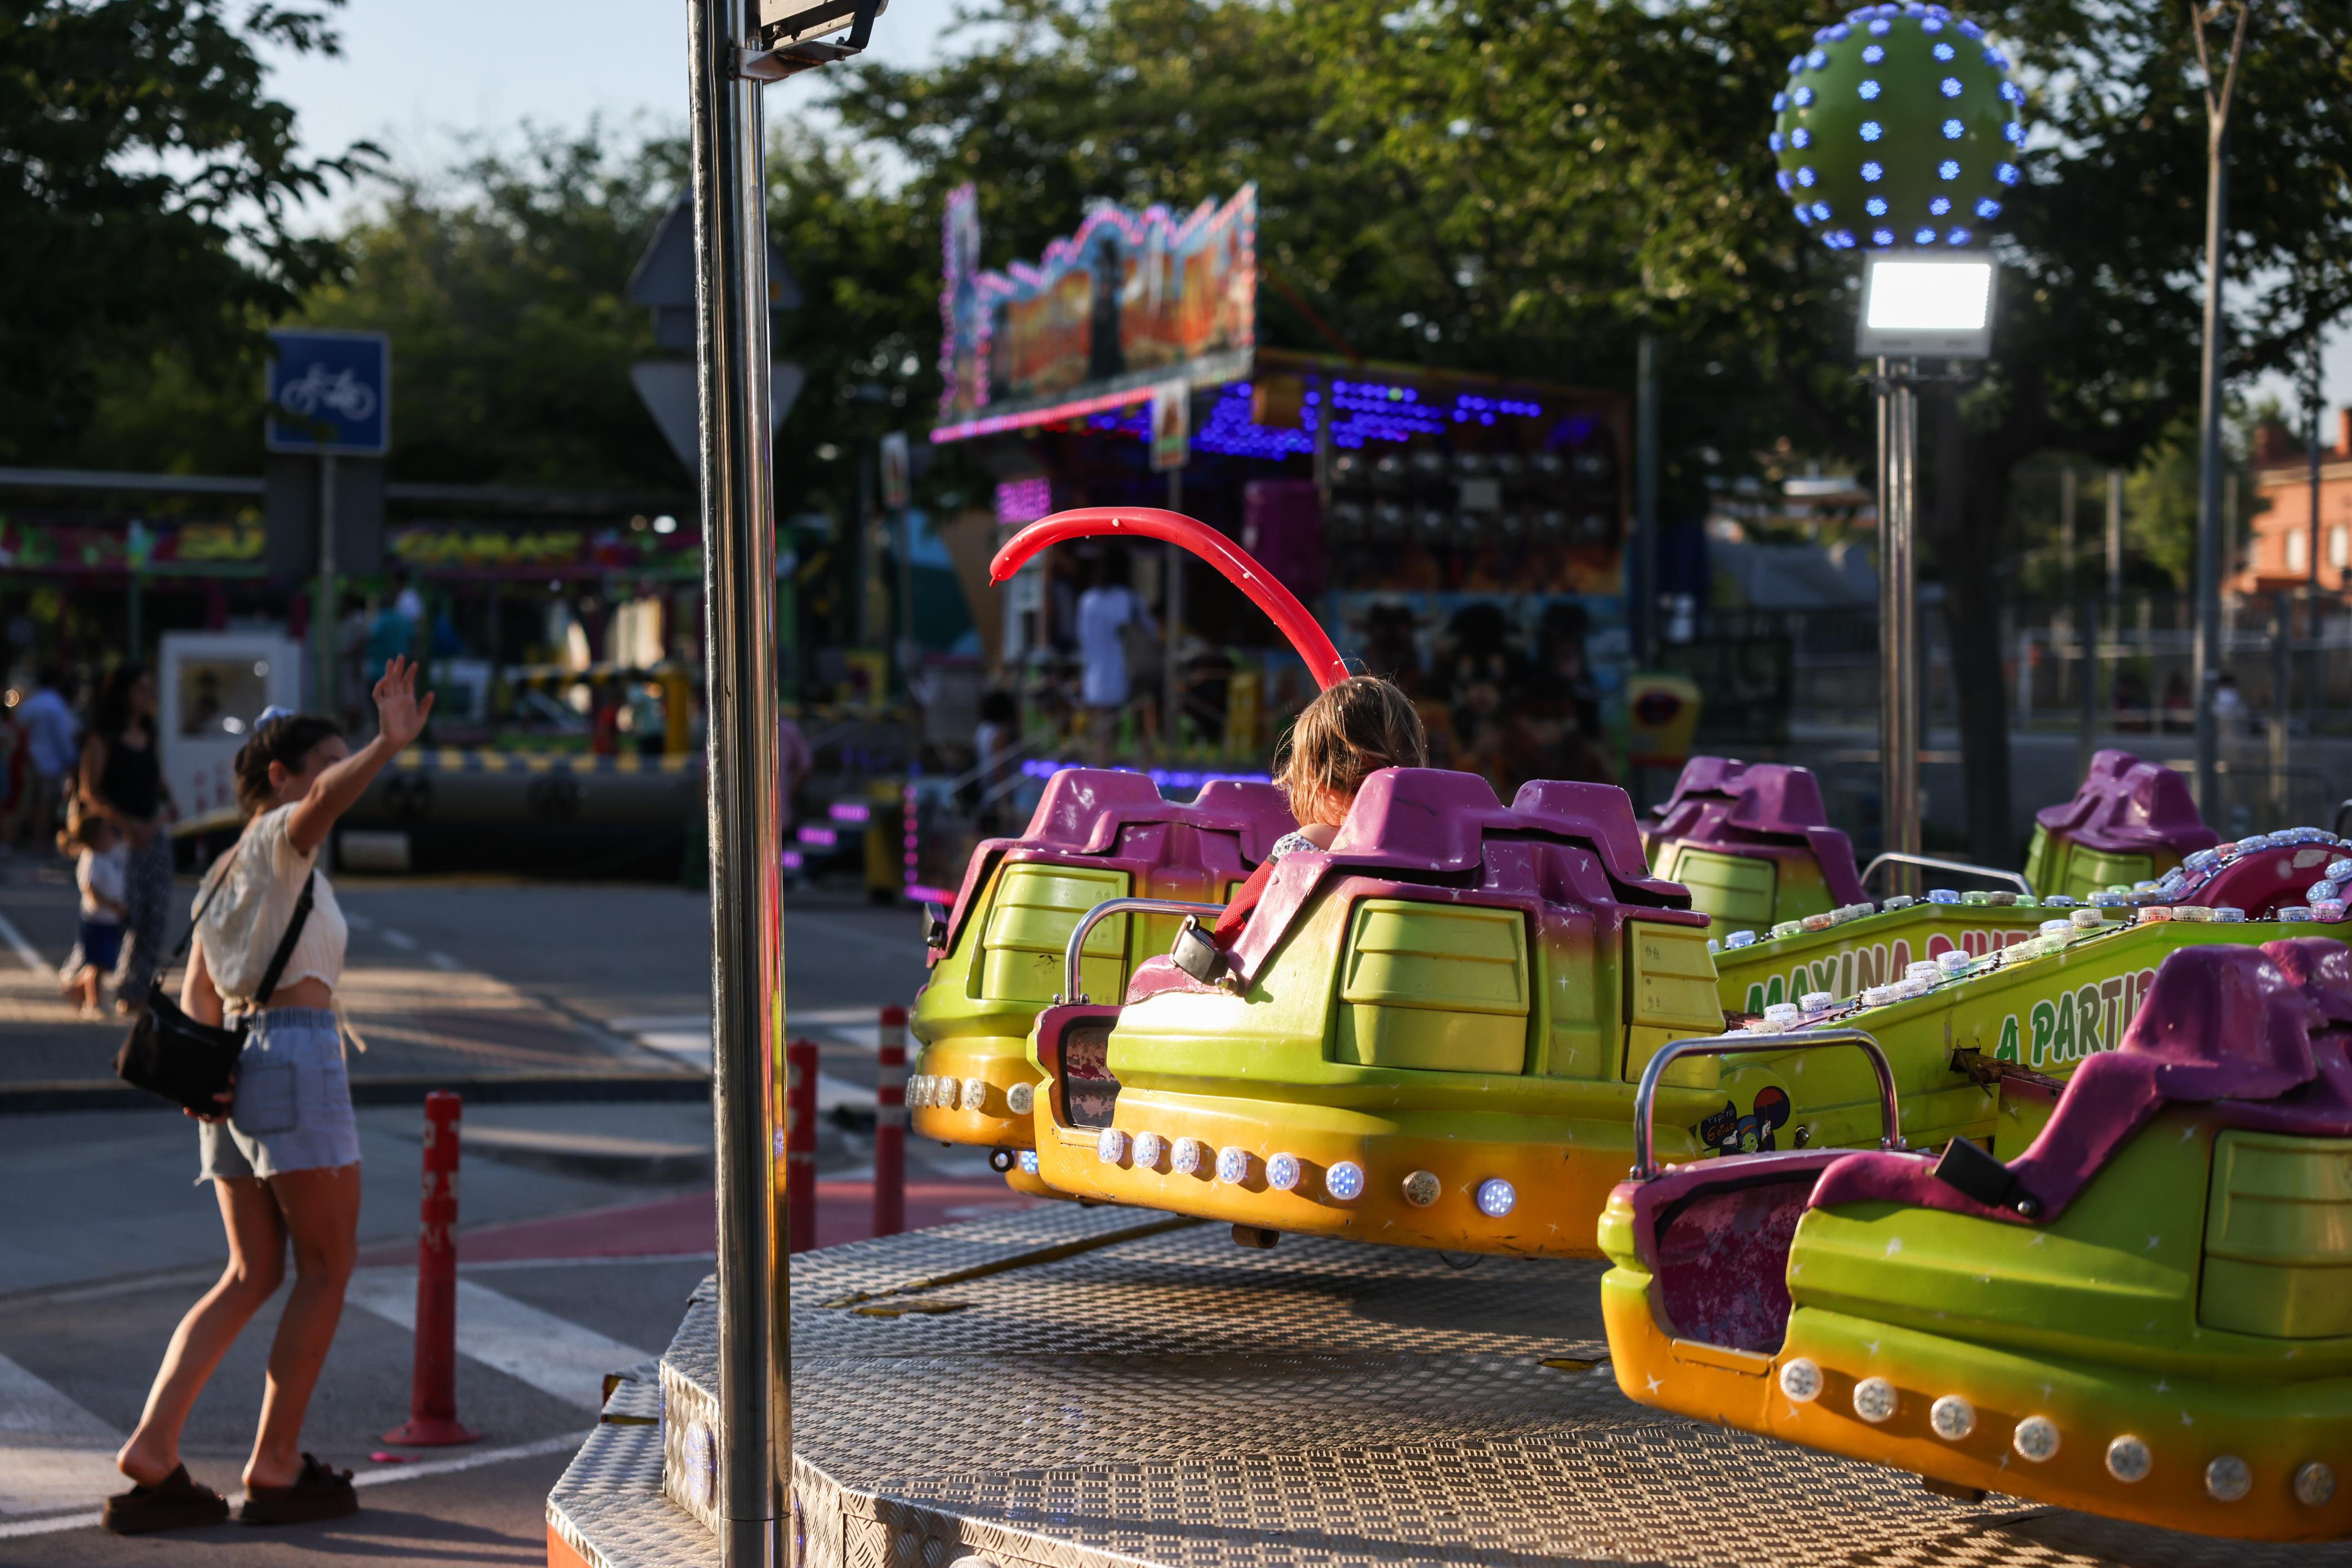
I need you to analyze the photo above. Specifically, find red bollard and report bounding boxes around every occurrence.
[873,1006,907,1237]
[786,1039,818,1253]
[383,1091,479,1445]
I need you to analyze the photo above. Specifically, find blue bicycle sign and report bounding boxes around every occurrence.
[265,329,390,455]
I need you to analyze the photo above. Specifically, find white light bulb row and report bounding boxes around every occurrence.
[1778,1358,2336,1506]
[907,1072,1001,1115]
[1088,1134,1516,1217]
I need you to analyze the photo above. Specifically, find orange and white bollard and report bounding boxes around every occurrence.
[874,1005,907,1237]
[383,1091,479,1445]
[786,1038,818,1253]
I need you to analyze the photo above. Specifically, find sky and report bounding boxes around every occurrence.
[259,0,2351,427]
[261,0,961,185]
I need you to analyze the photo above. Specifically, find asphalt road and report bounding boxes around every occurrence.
[0,867,982,1562]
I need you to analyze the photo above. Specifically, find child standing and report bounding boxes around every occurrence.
[63,809,128,1016]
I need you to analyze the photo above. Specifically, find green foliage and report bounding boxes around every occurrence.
[0,0,370,464]
[294,126,687,487]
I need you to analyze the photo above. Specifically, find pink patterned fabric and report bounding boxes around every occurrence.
[929,769,1295,961]
[1808,939,2352,1226]
[1642,758,1868,908]
[2032,748,2219,858]
[1654,1178,1816,1353]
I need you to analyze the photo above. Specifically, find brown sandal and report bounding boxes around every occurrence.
[239,1453,358,1525]
[101,1463,230,1534]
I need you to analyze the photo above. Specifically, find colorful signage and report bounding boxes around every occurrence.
[938,184,1256,426]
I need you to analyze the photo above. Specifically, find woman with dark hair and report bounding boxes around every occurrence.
[104,659,432,1535]
[79,666,175,1010]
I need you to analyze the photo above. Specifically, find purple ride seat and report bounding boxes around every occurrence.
[1807,938,2352,1226]
[1643,758,1868,908]
[2033,747,2220,859]
[929,768,1295,963]
[1124,768,1698,1004]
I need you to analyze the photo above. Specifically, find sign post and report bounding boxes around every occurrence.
[266,329,389,716]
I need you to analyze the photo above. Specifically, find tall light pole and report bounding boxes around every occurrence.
[2188,0,2251,817]
[688,3,880,1566]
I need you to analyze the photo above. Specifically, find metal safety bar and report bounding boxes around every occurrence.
[1859,851,2032,896]
[1061,897,1226,1004]
[1630,1027,1904,1181]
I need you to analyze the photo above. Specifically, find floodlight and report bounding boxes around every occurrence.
[1856,251,1997,358]
[757,0,886,56]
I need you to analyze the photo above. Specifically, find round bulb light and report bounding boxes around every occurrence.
[1401,1169,1441,1208]
[2013,1415,2061,1462]
[1778,1358,1823,1402]
[1095,1127,1128,1165]
[1475,1178,1517,1218]
[1215,1146,1251,1184]
[1928,1395,1976,1440]
[960,1077,988,1113]
[2105,1434,2151,1483]
[2295,1462,2336,1508]
[1852,1376,1897,1423]
[1132,1130,1165,1170]
[934,1076,960,1108]
[2206,1455,2252,1502]
[1324,1160,1365,1201]
[1772,5,2017,251]
[1266,1152,1302,1192]
[1005,1081,1035,1115]
[1171,1137,1205,1175]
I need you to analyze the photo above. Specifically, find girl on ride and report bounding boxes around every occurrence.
[1211,674,1427,946]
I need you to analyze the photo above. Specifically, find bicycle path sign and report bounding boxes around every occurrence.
[265,329,390,456]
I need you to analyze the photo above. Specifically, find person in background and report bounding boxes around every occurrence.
[16,665,79,853]
[105,660,432,1534]
[60,806,127,1017]
[1075,551,1154,764]
[79,666,175,1011]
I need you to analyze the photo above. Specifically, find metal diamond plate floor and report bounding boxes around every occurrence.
[552,1205,2352,1568]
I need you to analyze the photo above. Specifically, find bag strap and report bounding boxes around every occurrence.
[251,871,317,1006]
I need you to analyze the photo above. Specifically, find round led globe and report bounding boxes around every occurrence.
[1772,4,2017,250]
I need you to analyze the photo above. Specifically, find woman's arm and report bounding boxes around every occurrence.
[180,934,224,1027]
[286,657,434,857]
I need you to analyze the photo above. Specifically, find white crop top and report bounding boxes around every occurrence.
[194,804,348,1004]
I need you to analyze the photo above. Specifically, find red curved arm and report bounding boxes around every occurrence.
[989,507,1348,691]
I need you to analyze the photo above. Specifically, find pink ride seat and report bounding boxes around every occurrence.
[1808,938,2352,1226]
[1621,1151,1848,1353]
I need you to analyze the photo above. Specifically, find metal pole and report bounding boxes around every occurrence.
[317,453,337,716]
[1635,333,1659,667]
[2105,468,2123,616]
[2308,341,2324,728]
[2077,593,2098,785]
[689,0,789,1559]
[1876,358,1919,893]
[2191,127,2229,816]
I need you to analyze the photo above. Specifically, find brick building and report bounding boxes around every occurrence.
[2241,409,2352,594]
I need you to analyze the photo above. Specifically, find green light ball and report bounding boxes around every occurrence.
[1771,5,2020,252]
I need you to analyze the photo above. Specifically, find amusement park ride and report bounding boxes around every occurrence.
[547,2,2351,1565]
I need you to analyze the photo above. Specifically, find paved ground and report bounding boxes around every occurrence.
[0,862,1018,1561]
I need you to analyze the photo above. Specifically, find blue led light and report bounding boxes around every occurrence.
[1769,131,1785,152]
[1793,85,1815,106]
[1796,165,1816,187]
[1794,204,1815,224]
[1806,49,1828,68]
[1811,201,1832,220]
[1860,120,1882,141]
[2004,121,2024,143]
[1791,126,1811,148]
[1959,17,1983,35]
[1869,17,1890,32]
[1826,22,1850,38]
[1861,160,1883,181]
[1922,16,1943,30]
[1940,76,1962,96]
[1911,226,1934,244]
[1861,42,1884,61]
[1996,161,2019,184]
[1939,158,1961,179]
[1946,227,1972,244]
[1942,118,1963,138]
[1872,228,1895,246]
[1833,229,1857,247]
[1788,54,1805,73]
[1983,46,2007,66]
[2001,81,2024,103]
[1975,197,2001,217]
[1772,92,1788,112]
[1928,195,1950,214]
[1858,78,1881,99]
[1934,40,1954,58]
[1865,196,1888,215]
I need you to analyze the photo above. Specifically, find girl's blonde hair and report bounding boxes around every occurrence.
[1272,675,1428,825]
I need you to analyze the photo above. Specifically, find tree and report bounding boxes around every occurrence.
[1297,0,2352,860]
[0,0,371,464]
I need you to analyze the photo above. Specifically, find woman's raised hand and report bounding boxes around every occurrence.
[372,657,435,750]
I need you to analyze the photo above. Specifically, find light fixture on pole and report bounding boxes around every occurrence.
[1773,2,2016,884]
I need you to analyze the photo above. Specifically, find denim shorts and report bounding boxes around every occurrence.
[198,1008,361,1182]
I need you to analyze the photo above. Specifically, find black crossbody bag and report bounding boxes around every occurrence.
[114,844,317,1116]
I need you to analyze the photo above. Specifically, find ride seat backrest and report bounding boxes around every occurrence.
[1653,1174,1816,1354]
[2025,748,2216,899]
[1641,757,1865,908]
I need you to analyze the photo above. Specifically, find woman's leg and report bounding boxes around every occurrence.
[117,1178,287,1485]
[245,1162,361,1491]
[113,832,172,999]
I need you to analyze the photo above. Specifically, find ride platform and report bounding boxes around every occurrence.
[546,1203,2349,1568]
